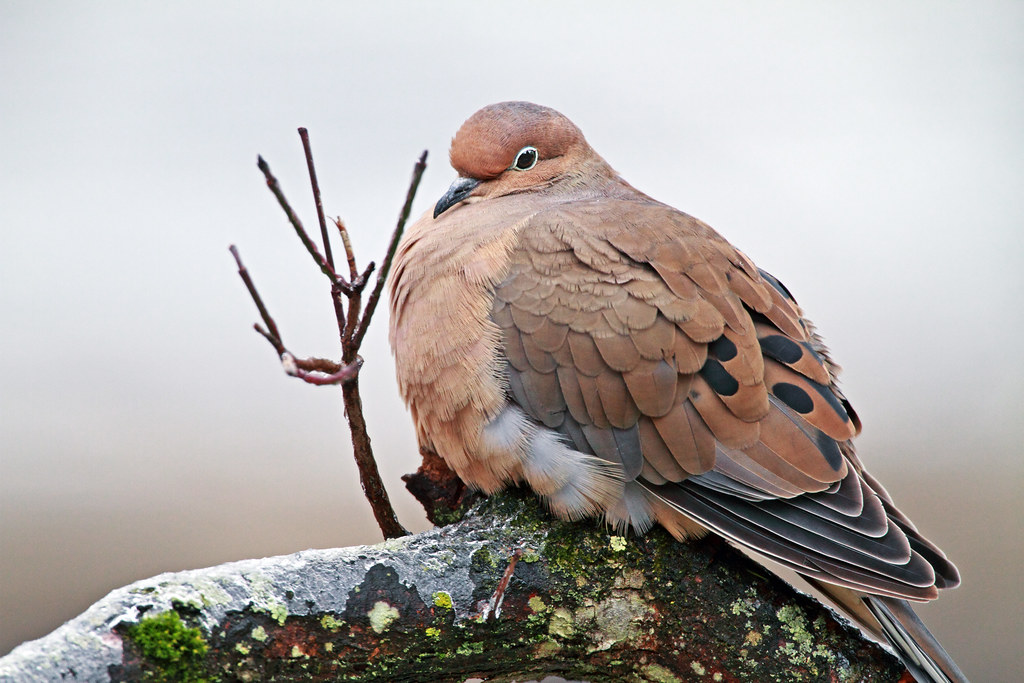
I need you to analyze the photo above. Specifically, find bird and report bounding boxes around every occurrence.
[388,101,966,682]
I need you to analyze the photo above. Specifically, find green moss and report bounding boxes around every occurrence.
[543,521,603,576]
[430,496,479,526]
[473,488,555,538]
[470,547,498,570]
[126,611,208,683]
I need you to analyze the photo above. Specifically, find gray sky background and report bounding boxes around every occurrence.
[1,2,1022,679]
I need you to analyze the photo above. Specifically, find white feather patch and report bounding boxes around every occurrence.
[479,403,531,458]
[479,403,626,521]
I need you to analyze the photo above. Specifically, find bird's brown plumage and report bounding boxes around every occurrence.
[389,102,966,682]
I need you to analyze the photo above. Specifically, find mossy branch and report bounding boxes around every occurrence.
[0,476,911,682]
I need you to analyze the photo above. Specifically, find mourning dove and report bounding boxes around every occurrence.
[389,102,966,682]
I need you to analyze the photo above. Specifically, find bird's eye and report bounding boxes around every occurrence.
[512,146,538,171]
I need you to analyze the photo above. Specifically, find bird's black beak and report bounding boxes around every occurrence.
[433,176,480,218]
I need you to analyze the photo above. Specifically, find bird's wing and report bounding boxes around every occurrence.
[492,197,958,600]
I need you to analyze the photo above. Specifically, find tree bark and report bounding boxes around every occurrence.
[0,484,910,682]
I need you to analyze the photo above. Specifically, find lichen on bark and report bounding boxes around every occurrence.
[0,487,909,682]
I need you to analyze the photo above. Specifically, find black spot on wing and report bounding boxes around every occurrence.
[759,334,803,364]
[773,382,813,414]
[709,335,737,361]
[816,431,845,472]
[808,380,853,424]
[801,341,826,365]
[700,359,739,396]
[842,396,862,433]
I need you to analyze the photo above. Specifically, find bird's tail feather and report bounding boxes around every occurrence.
[803,578,968,683]
[863,596,969,683]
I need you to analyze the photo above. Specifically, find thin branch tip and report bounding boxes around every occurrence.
[351,151,428,349]
[300,126,335,271]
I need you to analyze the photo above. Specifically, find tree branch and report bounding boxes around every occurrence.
[298,127,335,273]
[229,245,361,385]
[233,137,425,540]
[257,155,341,286]
[0,486,911,682]
[353,150,427,350]
[229,245,285,357]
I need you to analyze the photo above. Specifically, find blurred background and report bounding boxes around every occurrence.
[1,2,1021,680]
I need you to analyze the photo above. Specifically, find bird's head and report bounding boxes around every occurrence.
[433,101,600,218]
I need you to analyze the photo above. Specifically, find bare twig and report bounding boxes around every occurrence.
[233,247,360,389]
[334,219,362,353]
[282,352,362,385]
[291,356,342,374]
[480,548,524,621]
[298,130,349,344]
[257,155,343,287]
[339,375,405,537]
[230,245,285,356]
[298,128,335,271]
[235,139,427,540]
[296,138,407,538]
[352,150,428,349]
[335,218,359,283]
[253,324,280,351]
[357,261,375,290]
